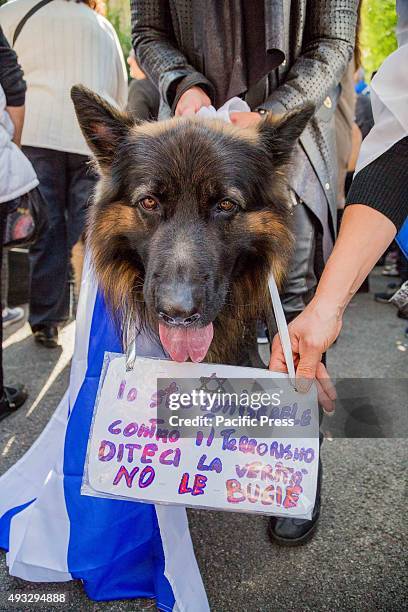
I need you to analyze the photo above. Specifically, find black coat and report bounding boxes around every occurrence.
[0,25,26,107]
[131,0,358,238]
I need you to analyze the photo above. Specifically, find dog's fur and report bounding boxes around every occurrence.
[71,86,313,365]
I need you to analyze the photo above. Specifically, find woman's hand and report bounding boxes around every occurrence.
[175,86,211,117]
[230,111,263,128]
[269,205,398,412]
[269,297,341,413]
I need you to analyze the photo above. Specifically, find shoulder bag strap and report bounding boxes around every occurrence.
[12,0,54,46]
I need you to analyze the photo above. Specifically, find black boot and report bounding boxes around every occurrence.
[0,384,28,422]
[268,460,322,546]
[32,324,59,348]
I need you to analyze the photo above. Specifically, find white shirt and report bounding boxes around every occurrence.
[0,0,128,156]
[355,0,408,175]
[0,84,38,204]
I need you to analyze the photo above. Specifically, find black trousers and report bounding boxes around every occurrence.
[281,202,325,323]
[23,147,97,328]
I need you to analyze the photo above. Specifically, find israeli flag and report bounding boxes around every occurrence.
[0,255,209,610]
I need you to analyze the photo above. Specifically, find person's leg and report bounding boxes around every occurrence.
[2,251,25,327]
[268,202,324,545]
[397,246,408,284]
[23,147,69,341]
[1,253,8,312]
[0,205,5,393]
[0,201,28,420]
[66,153,97,295]
[281,203,321,323]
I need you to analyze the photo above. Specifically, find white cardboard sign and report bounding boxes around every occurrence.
[83,354,319,519]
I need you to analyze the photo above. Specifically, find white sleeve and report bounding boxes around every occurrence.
[355,1,408,175]
[111,29,128,110]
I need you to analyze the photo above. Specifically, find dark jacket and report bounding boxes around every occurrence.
[127,78,160,121]
[0,25,26,107]
[131,0,358,238]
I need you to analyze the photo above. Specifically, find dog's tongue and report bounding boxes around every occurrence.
[159,323,214,362]
[186,324,214,362]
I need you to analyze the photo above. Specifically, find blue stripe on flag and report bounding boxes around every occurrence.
[63,291,175,607]
[0,500,35,551]
[396,217,408,259]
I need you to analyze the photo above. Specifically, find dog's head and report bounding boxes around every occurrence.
[71,85,313,362]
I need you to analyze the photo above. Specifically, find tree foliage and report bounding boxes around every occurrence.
[360,0,398,79]
[106,0,131,63]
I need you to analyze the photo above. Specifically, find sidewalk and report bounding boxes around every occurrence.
[0,269,406,611]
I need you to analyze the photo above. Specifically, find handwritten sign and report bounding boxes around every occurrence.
[83,354,319,519]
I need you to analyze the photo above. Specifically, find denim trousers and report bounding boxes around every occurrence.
[23,146,97,328]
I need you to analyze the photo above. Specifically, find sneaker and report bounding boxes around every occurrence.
[374,283,401,303]
[384,250,398,267]
[389,282,408,320]
[382,264,400,277]
[0,384,28,421]
[32,325,59,348]
[2,306,25,328]
[390,280,408,311]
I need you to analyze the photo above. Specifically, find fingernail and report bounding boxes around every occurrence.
[323,403,335,416]
[296,377,313,393]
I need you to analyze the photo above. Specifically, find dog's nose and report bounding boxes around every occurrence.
[156,282,201,326]
[159,311,201,327]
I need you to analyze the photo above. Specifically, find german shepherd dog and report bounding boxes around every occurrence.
[71,86,313,365]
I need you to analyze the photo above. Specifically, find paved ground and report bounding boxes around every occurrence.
[0,269,406,611]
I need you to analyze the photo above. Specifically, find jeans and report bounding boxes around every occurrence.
[23,147,97,328]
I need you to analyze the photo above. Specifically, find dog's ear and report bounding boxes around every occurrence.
[258,105,314,167]
[71,85,134,168]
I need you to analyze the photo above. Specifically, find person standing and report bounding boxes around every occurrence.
[0,24,35,418]
[131,0,358,545]
[126,48,160,121]
[269,0,408,397]
[0,0,128,347]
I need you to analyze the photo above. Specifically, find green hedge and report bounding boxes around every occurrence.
[106,2,131,62]
[360,0,398,78]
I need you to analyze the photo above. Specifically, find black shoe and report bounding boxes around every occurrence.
[268,463,322,546]
[32,325,59,348]
[0,384,28,421]
[374,282,400,303]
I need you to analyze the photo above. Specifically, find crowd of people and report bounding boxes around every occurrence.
[0,0,407,604]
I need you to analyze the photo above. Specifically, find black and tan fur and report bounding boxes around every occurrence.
[71,85,313,365]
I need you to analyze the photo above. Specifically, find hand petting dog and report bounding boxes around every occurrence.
[175,86,264,128]
[175,86,211,116]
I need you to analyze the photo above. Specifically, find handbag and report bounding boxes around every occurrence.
[4,0,54,248]
[3,188,47,248]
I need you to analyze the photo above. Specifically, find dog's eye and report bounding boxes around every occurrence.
[138,197,159,212]
[217,200,237,213]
